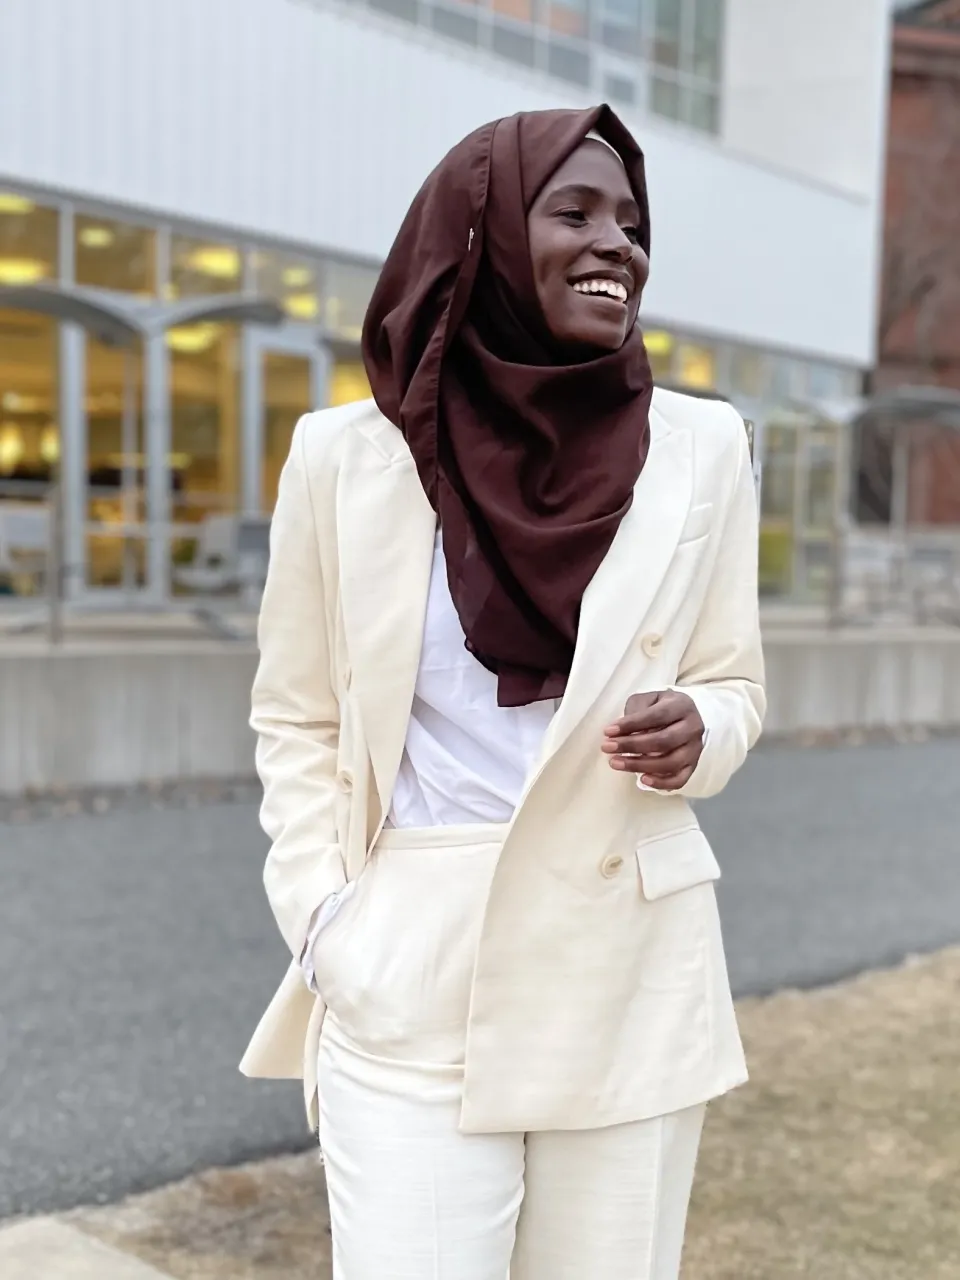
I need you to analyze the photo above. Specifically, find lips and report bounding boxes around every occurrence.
[571,278,629,304]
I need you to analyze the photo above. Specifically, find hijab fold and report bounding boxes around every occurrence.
[362,105,653,707]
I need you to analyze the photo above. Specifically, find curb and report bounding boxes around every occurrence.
[0,1217,174,1279]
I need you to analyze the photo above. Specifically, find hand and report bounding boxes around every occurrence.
[602,690,705,791]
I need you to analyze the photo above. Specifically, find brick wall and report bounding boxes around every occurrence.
[875,2,960,522]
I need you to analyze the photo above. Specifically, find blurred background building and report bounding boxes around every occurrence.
[0,0,892,608]
[868,0,960,527]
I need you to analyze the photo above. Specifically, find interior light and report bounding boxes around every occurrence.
[0,257,48,285]
[643,330,674,357]
[281,265,313,289]
[678,345,715,390]
[79,225,115,249]
[166,323,220,354]
[1,392,41,413]
[187,245,241,280]
[0,422,25,474]
[284,292,319,320]
[0,193,36,215]
[40,424,60,465]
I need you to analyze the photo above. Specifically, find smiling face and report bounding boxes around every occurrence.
[526,139,649,355]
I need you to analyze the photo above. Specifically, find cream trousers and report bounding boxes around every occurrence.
[312,825,706,1280]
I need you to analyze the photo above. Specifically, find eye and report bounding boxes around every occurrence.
[557,208,588,226]
[622,224,640,244]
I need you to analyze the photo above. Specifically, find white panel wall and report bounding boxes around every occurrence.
[0,0,884,365]
[723,0,892,201]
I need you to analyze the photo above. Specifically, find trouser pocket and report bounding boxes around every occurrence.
[312,836,501,1064]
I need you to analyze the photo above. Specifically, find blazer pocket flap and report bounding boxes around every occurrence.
[636,826,721,901]
[679,502,713,544]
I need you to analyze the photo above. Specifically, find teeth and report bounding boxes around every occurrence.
[572,279,628,303]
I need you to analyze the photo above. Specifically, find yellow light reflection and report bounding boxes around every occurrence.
[166,323,220,354]
[0,193,36,215]
[0,422,25,474]
[187,245,241,280]
[284,292,319,320]
[79,225,115,249]
[0,257,48,285]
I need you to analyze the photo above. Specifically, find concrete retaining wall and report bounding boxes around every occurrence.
[0,644,258,795]
[1,630,959,794]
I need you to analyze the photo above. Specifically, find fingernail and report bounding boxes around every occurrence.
[610,757,626,770]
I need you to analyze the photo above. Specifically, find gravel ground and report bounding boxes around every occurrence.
[2,736,959,1220]
[66,947,960,1280]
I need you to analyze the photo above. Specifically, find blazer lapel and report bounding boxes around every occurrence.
[540,406,693,763]
[337,411,436,819]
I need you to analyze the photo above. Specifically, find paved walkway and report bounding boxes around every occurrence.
[2,737,959,1222]
[0,1218,172,1279]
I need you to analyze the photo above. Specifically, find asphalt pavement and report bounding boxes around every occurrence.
[2,737,959,1218]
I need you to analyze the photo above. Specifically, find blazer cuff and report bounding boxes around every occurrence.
[266,853,348,959]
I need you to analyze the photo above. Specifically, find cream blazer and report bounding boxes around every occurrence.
[239,387,766,1133]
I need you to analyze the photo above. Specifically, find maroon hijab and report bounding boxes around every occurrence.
[362,105,653,707]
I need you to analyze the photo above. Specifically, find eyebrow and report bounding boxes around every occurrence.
[546,183,640,217]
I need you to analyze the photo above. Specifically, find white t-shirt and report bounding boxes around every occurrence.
[388,531,559,828]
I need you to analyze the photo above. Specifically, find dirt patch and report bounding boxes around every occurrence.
[69,948,960,1279]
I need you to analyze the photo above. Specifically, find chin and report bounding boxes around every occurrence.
[572,323,629,353]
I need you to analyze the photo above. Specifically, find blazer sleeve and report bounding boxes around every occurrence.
[670,404,766,799]
[250,415,348,958]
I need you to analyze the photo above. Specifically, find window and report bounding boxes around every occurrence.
[262,352,314,509]
[76,215,155,295]
[252,250,321,322]
[676,341,716,390]
[330,360,371,406]
[492,0,535,22]
[431,2,481,44]
[690,0,723,81]
[0,192,58,286]
[652,0,682,69]
[730,347,767,400]
[169,324,241,528]
[324,260,380,342]
[85,337,146,587]
[651,73,682,122]
[170,235,243,298]
[0,309,58,486]
[493,22,537,64]
[642,328,675,381]
[541,0,588,39]
[599,0,645,55]
[649,0,725,133]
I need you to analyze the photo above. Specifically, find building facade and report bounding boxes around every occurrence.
[870,0,960,526]
[0,0,890,604]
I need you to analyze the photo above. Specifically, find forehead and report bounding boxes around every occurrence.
[537,140,635,203]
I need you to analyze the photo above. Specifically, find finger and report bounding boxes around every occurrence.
[601,722,694,756]
[604,700,680,737]
[639,766,696,791]
[609,744,699,776]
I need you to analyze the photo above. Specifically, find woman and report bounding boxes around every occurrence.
[240,104,764,1279]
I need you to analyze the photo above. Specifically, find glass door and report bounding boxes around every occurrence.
[84,335,149,600]
[243,328,326,516]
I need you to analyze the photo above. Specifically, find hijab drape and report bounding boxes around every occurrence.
[361,105,653,707]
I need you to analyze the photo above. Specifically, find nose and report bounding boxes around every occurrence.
[593,218,634,264]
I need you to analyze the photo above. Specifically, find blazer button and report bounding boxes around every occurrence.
[335,770,353,794]
[600,854,625,879]
[641,633,664,659]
